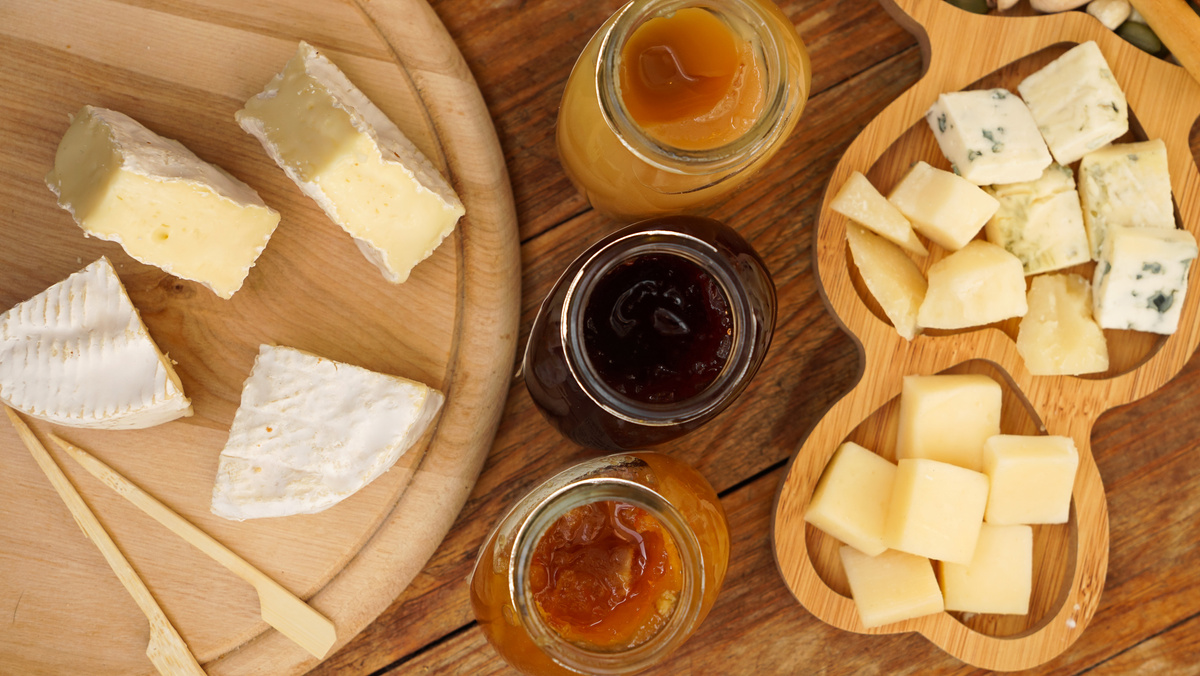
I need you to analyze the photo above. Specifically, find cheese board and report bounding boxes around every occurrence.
[0,0,519,674]
[772,0,1200,670]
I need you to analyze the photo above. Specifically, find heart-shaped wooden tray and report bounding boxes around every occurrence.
[772,0,1200,670]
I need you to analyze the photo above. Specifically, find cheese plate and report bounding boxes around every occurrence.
[772,0,1200,670]
[0,0,518,674]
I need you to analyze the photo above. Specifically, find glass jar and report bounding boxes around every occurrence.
[556,0,811,221]
[470,452,729,675]
[523,215,775,450]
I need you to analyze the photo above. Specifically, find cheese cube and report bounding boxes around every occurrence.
[917,241,1028,330]
[885,459,989,564]
[840,547,944,629]
[1017,41,1129,166]
[1017,274,1109,376]
[925,88,1051,186]
[846,224,928,341]
[45,106,281,299]
[1093,227,1198,334]
[897,374,1001,472]
[1079,140,1175,259]
[238,42,465,284]
[832,172,928,255]
[983,435,1078,524]
[938,523,1033,615]
[985,164,1090,275]
[888,162,999,251]
[805,442,898,556]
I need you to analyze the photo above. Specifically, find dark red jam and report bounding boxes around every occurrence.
[582,253,733,404]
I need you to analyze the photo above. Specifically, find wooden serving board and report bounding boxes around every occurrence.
[773,0,1200,671]
[0,1,519,674]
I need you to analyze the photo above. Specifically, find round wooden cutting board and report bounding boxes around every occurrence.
[0,1,519,675]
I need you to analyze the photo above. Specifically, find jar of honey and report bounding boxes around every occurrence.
[470,453,729,675]
[524,215,775,450]
[556,0,811,220]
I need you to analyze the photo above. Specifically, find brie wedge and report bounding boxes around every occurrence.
[211,345,444,520]
[237,41,465,284]
[46,106,280,299]
[0,258,192,429]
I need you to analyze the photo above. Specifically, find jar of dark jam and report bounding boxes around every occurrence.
[524,216,775,450]
[469,453,729,675]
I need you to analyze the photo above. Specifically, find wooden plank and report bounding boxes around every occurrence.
[1086,614,1200,675]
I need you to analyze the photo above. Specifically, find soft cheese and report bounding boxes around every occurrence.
[985,164,1090,275]
[925,88,1051,185]
[238,41,465,284]
[46,106,280,299]
[840,547,944,629]
[211,345,444,520]
[846,223,928,341]
[938,523,1033,615]
[1093,226,1197,334]
[1079,139,1175,259]
[0,258,192,429]
[805,441,897,556]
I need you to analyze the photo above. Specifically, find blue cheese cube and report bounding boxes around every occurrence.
[925,89,1051,186]
[1079,139,1175,259]
[1017,41,1129,166]
[985,164,1090,275]
[1093,227,1198,334]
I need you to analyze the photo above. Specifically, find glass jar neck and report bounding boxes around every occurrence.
[596,0,797,176]
[509,478,706,674]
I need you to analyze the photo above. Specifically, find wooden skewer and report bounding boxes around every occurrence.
[46,432,338,660]
[4,407,206,676]
[1129,0,1200,86]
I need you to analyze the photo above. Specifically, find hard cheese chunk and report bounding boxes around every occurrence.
[0,258,191,429]
[888,161,999,251]
[238,41,465,284]
[831,172,928,255]
[985,164,1090,275]
[211,345,444,520]
[846,224,928,341]
[983,435,1078,524]
[938,523,1033,615]
[917,241,1028,330]
[1017,274,1109,376]
[45,106,280,299]
[925,88,1051,185]
[1017,41,1129,166]
[1079,140,1175,259]
[1093,226,1198,334]
[897,374,1001,472]
[840,547,944,629]
[805,442,897,556]
[885,458,990,565]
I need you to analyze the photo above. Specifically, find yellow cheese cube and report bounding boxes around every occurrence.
[805,442,898,556]
[896,374,1001,472]
[831,171,928,255]
[846,224,928,341]
[983,435,1078,525]
[917,240,1028,330]
[885,458,989,564]
[1017,274,1109,376]
[938,523,1033,615]
[840,547,944,629]
[887,161,999,251]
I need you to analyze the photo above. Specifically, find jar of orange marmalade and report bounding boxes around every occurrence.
[470,453,729,675]
[556,0,811,220]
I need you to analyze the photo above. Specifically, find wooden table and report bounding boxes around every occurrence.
[310,1,1200,673]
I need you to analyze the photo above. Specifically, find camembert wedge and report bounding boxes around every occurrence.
[0,258,192,429]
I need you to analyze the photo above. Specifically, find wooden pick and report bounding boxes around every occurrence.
[47,432,338,660]
[1128,0,1200,86]
[4,407,205,676]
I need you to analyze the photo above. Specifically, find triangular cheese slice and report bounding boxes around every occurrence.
[0,257,192,429]
[211,345,444,520]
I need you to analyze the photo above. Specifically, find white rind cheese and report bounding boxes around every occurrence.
[1017,274,1109,376]
[0,258,192,429]
[925,88,1051,186]
[888,161,999,251]
[831,171,928,255]
[45,106,280,299]
[917,241,1028,330]
[238,41,465,284]
[1079,139,1175,259]
[1093,227,1197,334]
[211,345,444,520]
[1017,41,1129,166]
[846,223,927,341]
[985,164,1090,275]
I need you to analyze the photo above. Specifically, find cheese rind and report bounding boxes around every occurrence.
[211,345,444,520]
[1079,139,1175,259]
[888,161,999,251]
[805,442,897,556]
[884,458,990,565]
[1017,274,1109,376]
[983,435,1078,525]
[45,106,280,299]
[938,523,1033,615]
[238,41,465,284]
[985,164,1090,275]
[831,172,928,255]
[925,88,1051,185]
[917,241,1028,330]
[840,547,944,629]
[846,224,928,341]
[0,258,192,429]
[1093,226,1198,334]
[896,374,1001,472]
